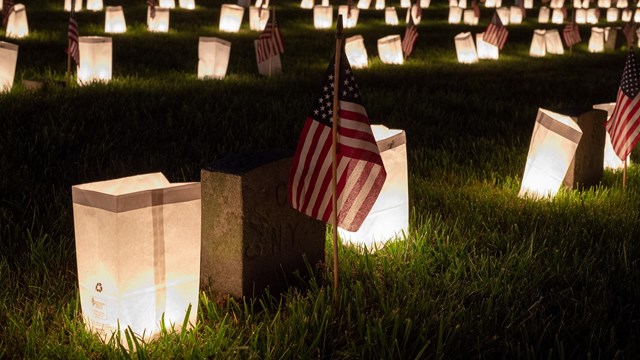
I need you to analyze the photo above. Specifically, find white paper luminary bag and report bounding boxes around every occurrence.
[198,37,231,79]
[345,35,368,69]
[72,173,201,344]
[519,109,583,199]
[0,41,18,92]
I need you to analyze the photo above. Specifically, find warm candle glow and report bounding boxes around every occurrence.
[476,33,499,60]
[385,7,399,25]
[197,37,231,80]
[588,27,604,53]
[6,4,29,39]
[219,4,244,32]
[313,5,333,29]
[148,7,170,32]
[77,36,112,85]
[0,41,18,92]
[345,35,368,69]
[72,173,201,345]
[105,6,126,33]
[519,109,583,199]
[538,6,550,23]
[454,32,478,64]
[377,35,404,64]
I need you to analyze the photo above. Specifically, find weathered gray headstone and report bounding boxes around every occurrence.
[562,108,607,189]
[201,151,325,298]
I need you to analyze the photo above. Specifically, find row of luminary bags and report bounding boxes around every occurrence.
[452,25,620,64]
[67,102,628,346]
[0,12,627,89]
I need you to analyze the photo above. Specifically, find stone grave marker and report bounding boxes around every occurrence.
[201,151,325,298]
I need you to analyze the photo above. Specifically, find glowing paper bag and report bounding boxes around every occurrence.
[519,109,583,199]
[72,173,201,344]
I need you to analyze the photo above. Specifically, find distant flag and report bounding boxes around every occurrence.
[472,0,480,18]
[518,0,526,18]
[484,11,508,50]
[402,10,418,57]
[606,49,640,161]
[67,8,80,66]
[623,22,636,48]
[2,0,15,28]
[147,0,157,19]
[562,17,581,48]
[288,51,387,232]
[256,9,284,64]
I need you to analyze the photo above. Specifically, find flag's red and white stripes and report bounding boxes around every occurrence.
[402,16,418,57]
[289,104,386,231]
[562,22,581,47]
[256,11,284,63]
[484,12,508,50]
[606,50,640,161]
[68,12,80,65]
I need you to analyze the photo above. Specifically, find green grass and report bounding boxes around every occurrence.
[1,0,640,358]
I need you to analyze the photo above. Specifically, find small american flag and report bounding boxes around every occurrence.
[472,0,480,18]
[68,9,80,65]
[518,0,526,18]
[606,49,640,161]
[402,12,418,57]
[147,0,157,19]
[483,12,508,50]
[256,9,284,64]
[289,52,386,232]
[562,21,581,48]
[623,23,636,48]
[2,0,15,28]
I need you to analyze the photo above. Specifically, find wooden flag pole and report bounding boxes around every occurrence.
[331,15,344,300]
[268,7,274,77]
[622,25,635,191]
[66,0,75,86]
[623,158,627,190]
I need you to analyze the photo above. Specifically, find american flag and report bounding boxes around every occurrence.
[2,0,15,28]
[623,23,636,48]
[256,10,284,64]
[289,53,387,232]
[147,0,157,19]
[562,21,581,47]
[483,12,508,50]
[606,49,640,161]
[68,9,80,65]
[472,0,480,18]
[518,0,526,18]
[402,12,418,57]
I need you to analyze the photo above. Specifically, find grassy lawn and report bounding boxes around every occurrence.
[1,0,640,358]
